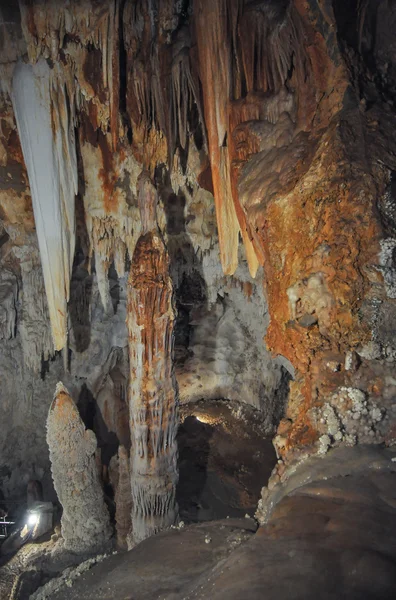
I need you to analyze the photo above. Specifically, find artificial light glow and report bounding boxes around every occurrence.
[27,513,39,527]
[194,414,212,424]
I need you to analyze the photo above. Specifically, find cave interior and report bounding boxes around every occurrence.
[1,1,396,599]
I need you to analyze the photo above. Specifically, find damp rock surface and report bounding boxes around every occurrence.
[49,519,257,600]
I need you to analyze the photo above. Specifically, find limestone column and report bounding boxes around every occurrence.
[127,172,179,545]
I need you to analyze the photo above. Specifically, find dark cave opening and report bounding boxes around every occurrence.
[176,399,278,523]
[155,163,208,367]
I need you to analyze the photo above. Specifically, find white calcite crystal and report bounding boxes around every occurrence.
[379,238,396,299]
[318,434,332,455]
[286,272,334,330]
[311,387,386,455]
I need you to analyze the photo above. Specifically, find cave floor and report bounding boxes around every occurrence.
[0,399,278,599]
[50,449,396,600]
[51,518,258,600]
[4,447,396,599]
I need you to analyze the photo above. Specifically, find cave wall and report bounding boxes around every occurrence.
[0,0,395,499]
[0,0,286,500]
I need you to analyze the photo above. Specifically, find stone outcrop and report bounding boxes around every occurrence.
[190,0,396,477]
[47,382,112,553]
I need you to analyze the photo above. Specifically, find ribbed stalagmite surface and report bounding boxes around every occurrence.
[127,172,179,546]
[46,382,111,553]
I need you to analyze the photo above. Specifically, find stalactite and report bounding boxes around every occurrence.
[12,59,77,351]
[16,250,54,373]
[238,2,304,96]
[127,172,179,545]
[18,0,121,147]
[79,137,142,312]
[358,0,370,53]
[123,0,204,169]
[123,0,157,134]
[47,382,112,553]
[108,0,120,151]
[0,270,17,341]
[194,0,259,277]
[194,0,308,278]
[170,26,206,156]
[195,0,241,276]
[85,214,140,312]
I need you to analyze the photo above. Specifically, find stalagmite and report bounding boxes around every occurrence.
[127,172,179,545]
[47,383,112,553]
[12,60,77,351]
[111,445,132,550]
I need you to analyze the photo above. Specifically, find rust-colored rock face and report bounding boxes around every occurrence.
[127,173,179,545]
[194,0,396,468]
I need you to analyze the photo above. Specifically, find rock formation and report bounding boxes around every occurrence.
[12,58,77,352]
[111,445,132,550]
[0,0,288,502]
[0,1,395,582]
[47,382,111,552]
[127,172,179,545]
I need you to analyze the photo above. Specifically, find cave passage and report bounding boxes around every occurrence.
[176,399,277,522]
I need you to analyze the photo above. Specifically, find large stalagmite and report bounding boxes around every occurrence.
[127,172,179,546]
[47,382,111,553]
[11,59,77,352]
